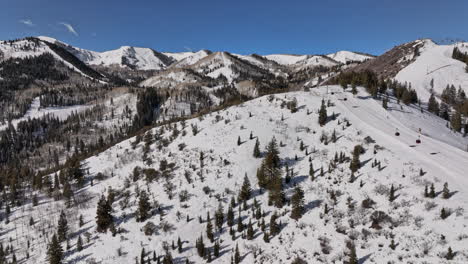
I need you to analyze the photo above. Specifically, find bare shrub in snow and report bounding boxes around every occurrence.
[143,221,158,236]
[424,201,437,211]
[160,221,175,233]
[374,184,389,196]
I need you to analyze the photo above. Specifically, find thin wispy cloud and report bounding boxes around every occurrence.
[19,19,34,27]
[59,22,78,36]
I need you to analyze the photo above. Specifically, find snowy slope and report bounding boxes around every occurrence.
[0,37,100,79]
[0,97,91,131]
[294,55,339,70]
[163,51,195,62]
[189,51,270,83]
[4,86,468,264]
[395,40,468,101]
[140,68,210,89]
[86,46,173,70]
[326,51,374,64]
[264,54,308,65]
[169,50,211,68]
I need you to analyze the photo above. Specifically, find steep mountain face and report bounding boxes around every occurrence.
[341,39,468,101]
[394,41,468,100]
[341,39,432,80]
[38,36,174,71]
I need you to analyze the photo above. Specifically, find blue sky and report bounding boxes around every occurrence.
[2,0,468,55]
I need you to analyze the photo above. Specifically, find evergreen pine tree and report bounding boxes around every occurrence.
[237,136,241,146]
[57,211,68,242]
[446,246,455,260]
[96,194,113,233]
[46,234,63,264]
[215,202,224,230]
[237,210,244,232]
[441,207,449,219]
[177,237,183,253]
[346,241,358,264]
[214,241,220,257]
[318,99,328,126]
[253,138,261,158]
[349,145,362,173]
[451,110,462,132]
[290,185,305,220]
[141,248,146,264]
[309,162,315,181]
[137,190,151,222]
[428,93,440,115]
[442,182,450,199]
[247,220,254,240]
[76,235,83,251]
[430,183,436,198]
[389,184,396,202]
[79,215,84,227]
[206,218,214,242]
[239,175,252,202]
[227,205,234,227]
[234,244,241,264]
[269,212,279,236]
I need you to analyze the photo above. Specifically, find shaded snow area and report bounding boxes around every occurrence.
[3,86,468,263]
[395,41,468,101]
[0,97,91,131]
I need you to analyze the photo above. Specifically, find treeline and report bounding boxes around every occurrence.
[333,70,418,104]
[428,84,468,133]
[452,47,468,72]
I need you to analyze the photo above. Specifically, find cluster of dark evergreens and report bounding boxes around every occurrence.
[427,83,468,133]
[452,47,468,72]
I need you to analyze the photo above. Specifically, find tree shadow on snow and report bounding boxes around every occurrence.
[66,253,93,264]
[304,199,322,213]
[359,253,372,264]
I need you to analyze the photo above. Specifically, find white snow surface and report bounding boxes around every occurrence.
[4,86,468,264]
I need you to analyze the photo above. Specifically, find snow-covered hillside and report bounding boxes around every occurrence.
[4,86,468,264]
[189,52,271,83]
[140,68,211,89]
[169,50,212,68]
[85,46,173,71]
[163,51,197,62]
[264,54,308,65]
[0,97,91,131]
[326,51,374,64]
[395,40,468,101]
[0,38,98,78]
